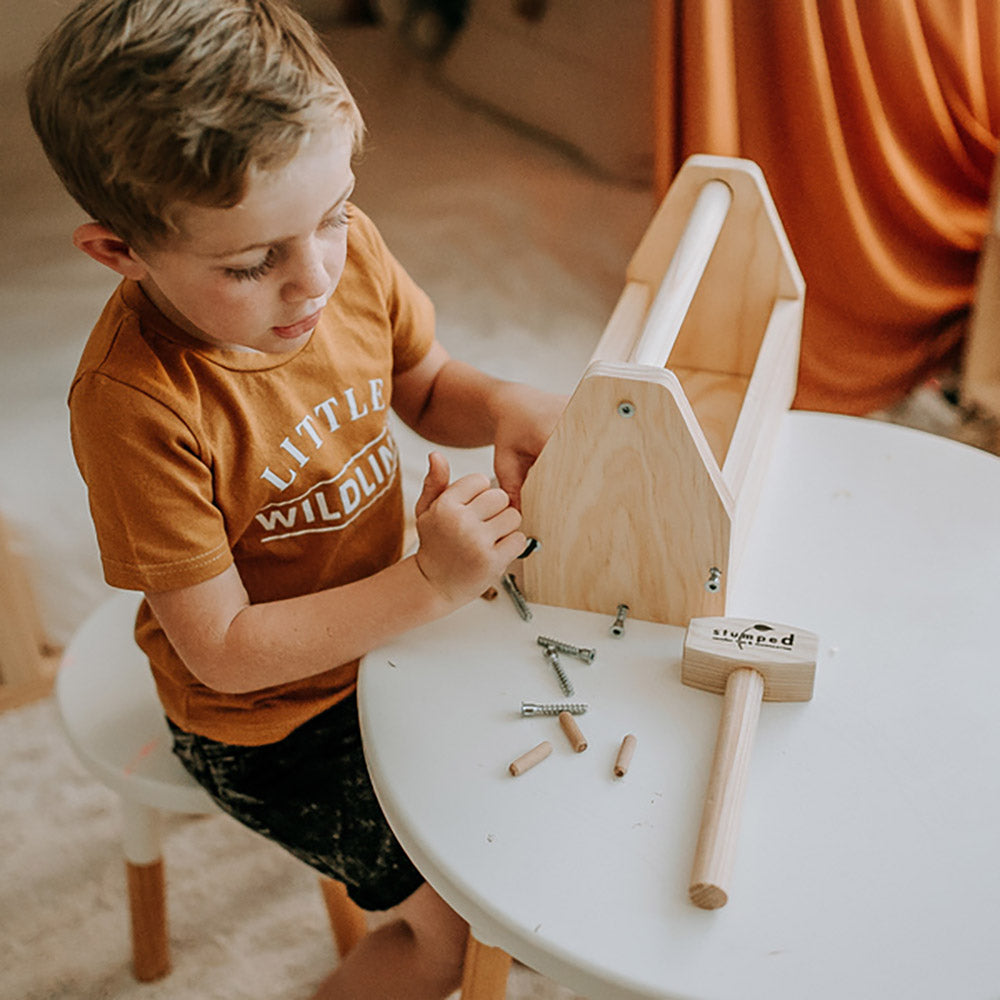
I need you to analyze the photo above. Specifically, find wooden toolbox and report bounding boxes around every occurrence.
[518,155,804,627]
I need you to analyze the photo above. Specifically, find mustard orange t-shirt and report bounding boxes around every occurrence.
[69,207,434,745]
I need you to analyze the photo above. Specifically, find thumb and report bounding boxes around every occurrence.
[414,451,451,518]
[493,450,529,512]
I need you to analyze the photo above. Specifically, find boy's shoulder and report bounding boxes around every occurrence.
[69,280,205,416]
[343,204,425,309]
[72,281,163,386]
[345,203,390,268]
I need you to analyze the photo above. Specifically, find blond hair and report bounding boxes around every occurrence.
[27,0,365,249]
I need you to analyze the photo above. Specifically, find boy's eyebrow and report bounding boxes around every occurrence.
[208,180,355,258]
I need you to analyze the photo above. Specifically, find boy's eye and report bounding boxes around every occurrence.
[220,206,348,282]
[224,249,277,282]
[321,205,351,231]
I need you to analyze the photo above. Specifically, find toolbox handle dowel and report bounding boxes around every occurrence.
[630,179,733,369]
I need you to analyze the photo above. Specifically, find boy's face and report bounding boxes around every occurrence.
[133,124,355,353]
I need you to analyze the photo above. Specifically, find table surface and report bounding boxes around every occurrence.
[358,411,1000,1000]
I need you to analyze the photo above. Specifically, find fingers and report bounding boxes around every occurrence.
[418,463,516,526]
[413,464,525,605]
[442,471,493,504]
[493,451,527,511]
[414,451,451,519]
[467,484,515,522]
[481,502,522,540]
[494,527,528,564]
[437,475,521,541]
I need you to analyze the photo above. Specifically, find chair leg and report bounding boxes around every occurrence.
[461,931,512,1000]
[126,859,171,981]
[319,877,368,957]
[121,800,171,981]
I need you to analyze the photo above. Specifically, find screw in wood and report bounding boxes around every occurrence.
[542,645,574,696]
[536,635,596,664]
[520,701,588,717]
[705,567,722,593]
[609,603,630,637]
[518,537,540,558]
[501,573,532,621]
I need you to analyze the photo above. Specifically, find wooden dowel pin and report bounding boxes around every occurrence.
[558,711,587,753]
[682,617,817,910]
[509,740,552,776]
[614,734,637,777]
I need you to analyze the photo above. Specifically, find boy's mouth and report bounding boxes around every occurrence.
[272,308,323,340]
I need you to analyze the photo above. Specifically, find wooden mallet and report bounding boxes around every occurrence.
[682,616,818,909]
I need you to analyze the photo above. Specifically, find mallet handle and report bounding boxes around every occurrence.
[689,666,764,909]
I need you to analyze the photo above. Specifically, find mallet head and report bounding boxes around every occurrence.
[682,617,818,702]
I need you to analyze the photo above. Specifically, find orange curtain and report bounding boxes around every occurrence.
[653,0,999,414]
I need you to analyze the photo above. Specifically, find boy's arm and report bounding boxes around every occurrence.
[146,453,524,694]
[393,341,567,508]
[148,340,560,696]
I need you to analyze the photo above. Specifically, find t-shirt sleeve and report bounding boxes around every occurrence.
[69,371,233,592]
[386,258,435,376]
[348,206,436,375]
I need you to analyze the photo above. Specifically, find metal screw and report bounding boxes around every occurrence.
[518,537,540,558]
[617,401,636,417]
[502,573,532,621]
[536,635,596,664]
[521,701,588,717]
[705,567,722,593]
[543,645,574,696]
[609,603,629,637]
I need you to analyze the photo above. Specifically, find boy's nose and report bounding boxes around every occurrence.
[284,241,332,302]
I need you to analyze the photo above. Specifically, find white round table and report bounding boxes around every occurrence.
[359,412,1000,1000]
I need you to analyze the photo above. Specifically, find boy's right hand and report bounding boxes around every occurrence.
[413,451,526,605]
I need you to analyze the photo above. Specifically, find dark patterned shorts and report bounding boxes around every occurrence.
[167,693,424,911]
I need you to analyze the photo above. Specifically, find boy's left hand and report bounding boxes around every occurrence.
[491,383,567,510]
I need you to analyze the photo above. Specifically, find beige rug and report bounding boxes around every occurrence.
[0,697,585,1000]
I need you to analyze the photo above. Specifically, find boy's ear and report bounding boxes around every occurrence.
[73,222,150,280]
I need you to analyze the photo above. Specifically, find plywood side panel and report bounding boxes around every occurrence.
[671,368,748,468]
[722,298,802,496]
[723,301,803,575]
[519,366,732,626]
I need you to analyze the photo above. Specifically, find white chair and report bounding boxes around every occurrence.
[55,589,366,981]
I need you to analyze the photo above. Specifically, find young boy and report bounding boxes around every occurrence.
[27,1,564,996]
